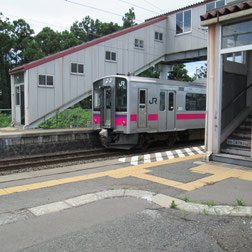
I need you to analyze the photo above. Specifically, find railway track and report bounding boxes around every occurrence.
[0,140,204,173]
[0,149,122,172]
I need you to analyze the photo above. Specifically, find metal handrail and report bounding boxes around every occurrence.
[222,83,252,113]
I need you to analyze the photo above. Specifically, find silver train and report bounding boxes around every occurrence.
[92,75,206,149]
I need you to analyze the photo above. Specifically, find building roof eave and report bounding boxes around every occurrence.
[201,0,252,26]
[201,7,252,26]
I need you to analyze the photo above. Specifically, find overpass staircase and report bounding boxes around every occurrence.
[221,113,252,157]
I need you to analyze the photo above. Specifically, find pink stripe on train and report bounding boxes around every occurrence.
[93,116,101,124]
[177,113,205,120]
[115,117,127,126]
[148,114,158,121]
[131,114,137,121]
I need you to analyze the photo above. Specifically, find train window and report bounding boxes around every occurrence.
[106,89,111,109]
[169,93,174,111]
[140,90,146,104]
[116,78,127,112]
[93,80,102,111]
[186,93,206,111]
[160,92,165,111]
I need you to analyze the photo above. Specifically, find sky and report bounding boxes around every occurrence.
[0,0,206,76]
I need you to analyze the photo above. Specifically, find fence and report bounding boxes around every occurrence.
[39,108,92,129]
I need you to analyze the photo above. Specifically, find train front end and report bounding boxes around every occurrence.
[92,76,137,149]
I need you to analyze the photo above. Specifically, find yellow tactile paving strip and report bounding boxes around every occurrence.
[0,154,252,196]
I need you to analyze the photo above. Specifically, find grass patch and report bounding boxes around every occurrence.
[171,200,177,209]
[39,107,91,129]
[237,199,244,206]
[0,112,11,128]
[201,200,215,207]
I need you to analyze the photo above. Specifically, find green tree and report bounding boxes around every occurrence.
[70,16,121,43]
[11,19,34,65]
[193,63,207,80]
[0,14,13,109]
[168,63,193,82]
[138,66,160,78]
[122,8,136,28]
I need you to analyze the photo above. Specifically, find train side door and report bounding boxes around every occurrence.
[138,89,147,128]
[100,86,114,128]
[167,91,175,130]
[159,90,167,131]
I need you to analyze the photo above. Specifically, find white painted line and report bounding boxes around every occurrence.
[175,149,185,158]
[184,148,195,156]
[131,156,139,166]
[193,147,204,154]
[118,158,126,163]
[155,152,163,162]
[200,145,205,150]
[144,154,151,163]
[29,201,71,216]
[165,151,175,159]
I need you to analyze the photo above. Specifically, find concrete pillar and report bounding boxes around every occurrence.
[158,64,173,80]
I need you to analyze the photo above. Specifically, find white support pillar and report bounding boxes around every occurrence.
[204,24,222,160]
[24,71,29,127]
[10,75,15,126]
[158,64,173,80]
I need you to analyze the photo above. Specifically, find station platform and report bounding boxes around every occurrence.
[0,127,92,135]
[0,127,100,158]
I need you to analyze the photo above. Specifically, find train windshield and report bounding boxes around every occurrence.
[115,78,127,112]
[93,79,102,111]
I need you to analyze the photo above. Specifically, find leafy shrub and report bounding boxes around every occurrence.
[39,107,91,129]
[0,112,11,128]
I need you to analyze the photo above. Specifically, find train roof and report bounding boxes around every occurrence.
[97,75,206,88]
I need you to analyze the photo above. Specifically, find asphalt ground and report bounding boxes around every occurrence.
[0,148,252,251]
[0,151,251,213]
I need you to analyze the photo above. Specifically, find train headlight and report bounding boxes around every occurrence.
[105,78,109,84]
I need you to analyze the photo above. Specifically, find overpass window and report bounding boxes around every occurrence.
[206,2,215,12]
[134,39,144,49]
[206,0,226,12]
[176,10,191,34]
[155,32,163,41]
[105,51,116,61]
[216,0,225,8]
[71,63,84,74]
[38,75,54,87]
[186,93,206,111]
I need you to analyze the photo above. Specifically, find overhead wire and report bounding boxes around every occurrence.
[117,0,161,15]
[64,0,207,42]
[64,0,142,23]
[1,13,69,31]
[142,0,164,13]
